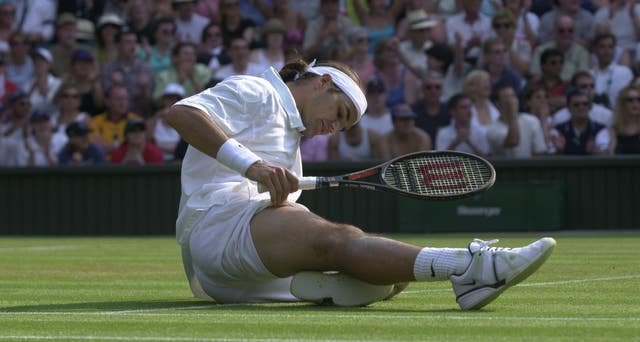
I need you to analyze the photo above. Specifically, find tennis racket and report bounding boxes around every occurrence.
[258,150,496,200]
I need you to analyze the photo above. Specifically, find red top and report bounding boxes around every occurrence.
[110,143,165,164]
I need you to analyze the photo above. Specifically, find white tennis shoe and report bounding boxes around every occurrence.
[451,237,556,310]
[290,271,393,307]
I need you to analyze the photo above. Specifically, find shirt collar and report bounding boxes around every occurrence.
[261,67,306,132]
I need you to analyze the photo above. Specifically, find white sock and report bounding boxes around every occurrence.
[413,247,472,281]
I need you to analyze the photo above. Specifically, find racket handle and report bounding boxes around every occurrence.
[257,176,319,193]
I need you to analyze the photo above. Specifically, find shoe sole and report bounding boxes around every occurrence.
[458,237,557,310]
[290,271,393,307]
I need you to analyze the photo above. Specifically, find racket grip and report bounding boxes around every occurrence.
[257,176,319,193]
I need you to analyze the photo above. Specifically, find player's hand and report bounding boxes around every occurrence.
[245,161,299,205]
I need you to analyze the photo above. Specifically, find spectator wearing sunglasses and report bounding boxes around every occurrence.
[412,71,450,143]
[550,88,609,155]
[607,84,640,154]
[552,71,612,127]
[490,8,531,77]
[479,37,523,96]
[538,0,594,46]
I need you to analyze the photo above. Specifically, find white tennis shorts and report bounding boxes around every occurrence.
[187,193,308,303]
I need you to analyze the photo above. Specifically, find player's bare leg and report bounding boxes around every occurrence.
[250,205,423,284]
[250,205,556,309]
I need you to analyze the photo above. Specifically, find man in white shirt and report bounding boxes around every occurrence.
[398,9,437,75]
[445,0,492,64]
[436,93,490,156]
[487,84,547,157]
[173,0,209,43]
[552,71,612,126]
[590,33,633,108]
[12,0,56,44]
[303,0,355,60]
[167,60,555,310]
[213,38,263,80]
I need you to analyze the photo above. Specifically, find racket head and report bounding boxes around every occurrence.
[380,150,496,200]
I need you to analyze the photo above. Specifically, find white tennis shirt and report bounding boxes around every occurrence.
[174,67,305,245]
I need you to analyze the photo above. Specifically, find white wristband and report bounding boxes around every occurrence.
[216,138,261,176]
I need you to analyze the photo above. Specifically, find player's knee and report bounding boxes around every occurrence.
[314,223,364,264]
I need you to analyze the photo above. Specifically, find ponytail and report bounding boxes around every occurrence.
[278,59,310,83]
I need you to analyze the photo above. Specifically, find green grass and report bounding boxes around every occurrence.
[1,233,639,341]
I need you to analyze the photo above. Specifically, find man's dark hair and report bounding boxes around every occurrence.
[540,48,563,65]
[565,87,588,104]
[447,93,470,111]
[569,70,594,87]
[490,82,514,104]
[591,32,617,48]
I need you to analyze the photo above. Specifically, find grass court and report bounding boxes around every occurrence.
[1,233,639,341]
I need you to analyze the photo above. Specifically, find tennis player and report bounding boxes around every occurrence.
[167,59,556,310]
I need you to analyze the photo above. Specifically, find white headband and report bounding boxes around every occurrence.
[306,63,367,122]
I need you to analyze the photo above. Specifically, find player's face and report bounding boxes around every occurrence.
[301,79,359,137]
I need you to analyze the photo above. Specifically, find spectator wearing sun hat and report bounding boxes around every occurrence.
[76,18,96,46]
[26,47,61,113]
[398,9,438,76]
[50,13,95,78]
[94,13,124,65]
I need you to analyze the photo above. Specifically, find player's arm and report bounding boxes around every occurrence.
[166,104,298,204]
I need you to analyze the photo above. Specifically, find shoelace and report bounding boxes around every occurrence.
[473,239,512,252]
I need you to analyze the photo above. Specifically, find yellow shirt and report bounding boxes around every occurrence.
[89,112,141,151]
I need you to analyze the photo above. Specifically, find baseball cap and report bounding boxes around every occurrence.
[33,48,53,64]
[391,103,417,119]
[66,121,91,137]
[162,83,186,98]
[124,119,146,135]
[71,49,94,63]
[407,9,437,30]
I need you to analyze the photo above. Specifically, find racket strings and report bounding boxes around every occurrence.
[384,154,493,196]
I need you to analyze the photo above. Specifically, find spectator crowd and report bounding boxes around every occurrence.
[1,0,639,167]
